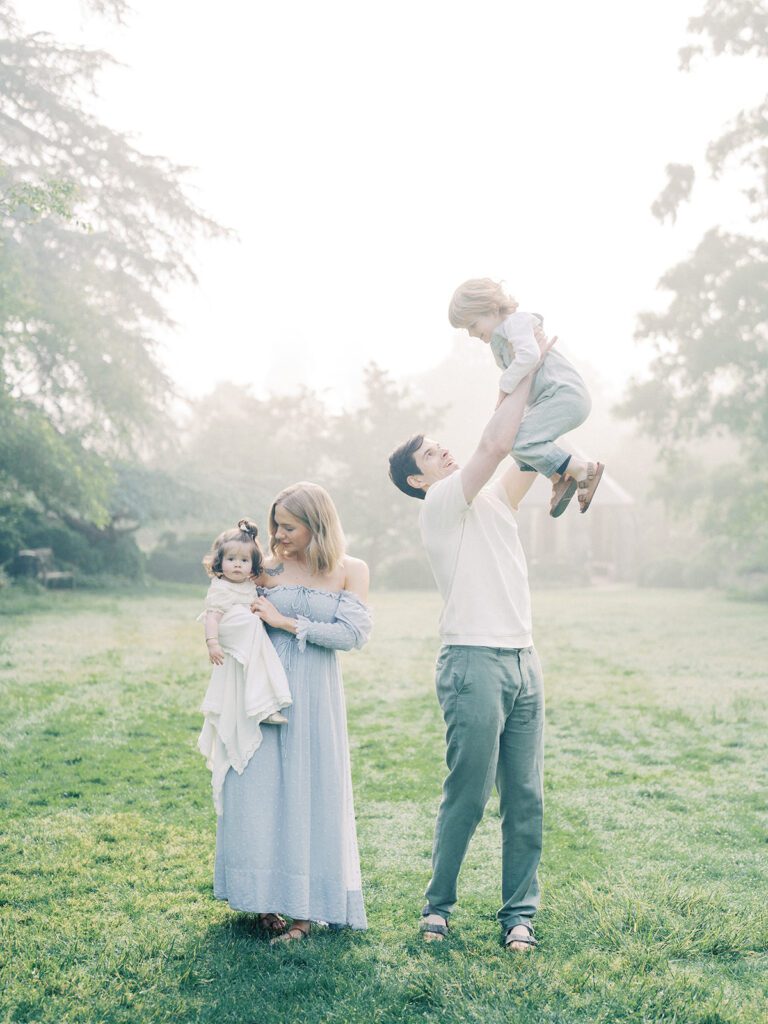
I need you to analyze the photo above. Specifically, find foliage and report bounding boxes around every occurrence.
[146,532,212,585]
[621,230,768,448]
[329,363,442,576]
[620,0,768,581]
[162,366,440,581]
[0,1,223,572]
[176,383,333,533]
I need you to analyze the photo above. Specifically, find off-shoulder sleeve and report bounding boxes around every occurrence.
[295,591,373,653]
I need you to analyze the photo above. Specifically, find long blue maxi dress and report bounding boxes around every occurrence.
[213,585,371,929]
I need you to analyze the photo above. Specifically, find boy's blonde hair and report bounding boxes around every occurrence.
[269,481,345,575]
[448,278,518,328]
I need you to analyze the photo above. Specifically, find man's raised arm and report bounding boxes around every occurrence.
[459,375,534,504]
[459,329,557,505]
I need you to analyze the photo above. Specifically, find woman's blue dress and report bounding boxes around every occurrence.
[213,585,371,929]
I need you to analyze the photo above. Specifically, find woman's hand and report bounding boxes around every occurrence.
[251,595,296,633]
[207,641,225,665]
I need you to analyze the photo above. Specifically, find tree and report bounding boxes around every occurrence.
[149,368,442,586]
[0,2,223,573]
[619,0,768,583]
[176,383,335,531]
[329,363,442,579]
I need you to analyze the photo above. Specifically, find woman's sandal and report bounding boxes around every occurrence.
[257,913,287,934]
[504,922,538,952]
[549,475,578,518]
[270,921,310,946]
[577,461,604,514]
[420,917,449,942]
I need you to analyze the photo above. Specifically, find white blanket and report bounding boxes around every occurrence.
[197,604,292,814]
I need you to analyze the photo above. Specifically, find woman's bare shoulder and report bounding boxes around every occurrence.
[342,556,369,597]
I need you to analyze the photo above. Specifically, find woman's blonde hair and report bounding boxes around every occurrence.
[269,482,345,575]
[448,278,518,328]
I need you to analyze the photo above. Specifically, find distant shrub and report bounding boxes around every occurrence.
[727,570,768,602]
[639,554,721,589]
[375,555,434,590]
[147,533,211,585]
[528,558,583,586]
[638,558,687,588]
[3,515,144,581]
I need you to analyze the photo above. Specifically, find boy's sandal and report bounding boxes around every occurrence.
[577,461,604,514]
[549,476,578,518]
[420,919,449,942]
[257,913,287,934]
[504,922,538,951]
[270,922,310,946]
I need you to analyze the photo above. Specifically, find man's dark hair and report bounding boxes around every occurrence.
[388,434,426,500]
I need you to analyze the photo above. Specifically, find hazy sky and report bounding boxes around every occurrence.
[20,0,763,407]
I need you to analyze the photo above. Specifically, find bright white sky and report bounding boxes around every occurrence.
[20,0,764,407]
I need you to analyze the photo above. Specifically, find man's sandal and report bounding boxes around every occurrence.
[270,922,310,946]
[504,922,538,952]
[549,475,578,518]
[420,918,449,943]
[577,461,604,514]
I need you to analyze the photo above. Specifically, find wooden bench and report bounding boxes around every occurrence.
[15,548,75,588]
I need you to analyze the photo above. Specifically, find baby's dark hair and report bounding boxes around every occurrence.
[203,519,263,578]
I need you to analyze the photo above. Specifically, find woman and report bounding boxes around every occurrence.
[213,481,371,943]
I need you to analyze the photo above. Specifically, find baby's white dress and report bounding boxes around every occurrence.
[197,577,292,814]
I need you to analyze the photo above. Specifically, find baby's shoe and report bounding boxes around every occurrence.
[263,711,289,725]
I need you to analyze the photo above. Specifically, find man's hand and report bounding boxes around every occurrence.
[534,324,558,367]
[496,328,557,409]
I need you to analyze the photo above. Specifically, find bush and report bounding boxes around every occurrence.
[0,493,30,566]
[528,558,584,586]
[147,533,212,584]
[638,557,687,588]
[375,554,434,590]
[2,513,145,581]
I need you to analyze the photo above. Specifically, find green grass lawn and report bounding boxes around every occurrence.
[1,585,767,1024]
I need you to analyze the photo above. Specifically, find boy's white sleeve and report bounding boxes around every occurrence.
[498,312,541,394]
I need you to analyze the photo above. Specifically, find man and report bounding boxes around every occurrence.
[387,338,551,952]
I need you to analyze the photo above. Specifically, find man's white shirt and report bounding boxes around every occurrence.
[418,471,533,648]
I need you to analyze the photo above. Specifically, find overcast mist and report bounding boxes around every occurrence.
[19,0,764,407]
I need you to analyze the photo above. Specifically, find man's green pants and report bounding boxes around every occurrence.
[424,644,544,933]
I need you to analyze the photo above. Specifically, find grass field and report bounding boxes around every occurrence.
[1,584,767,1024]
